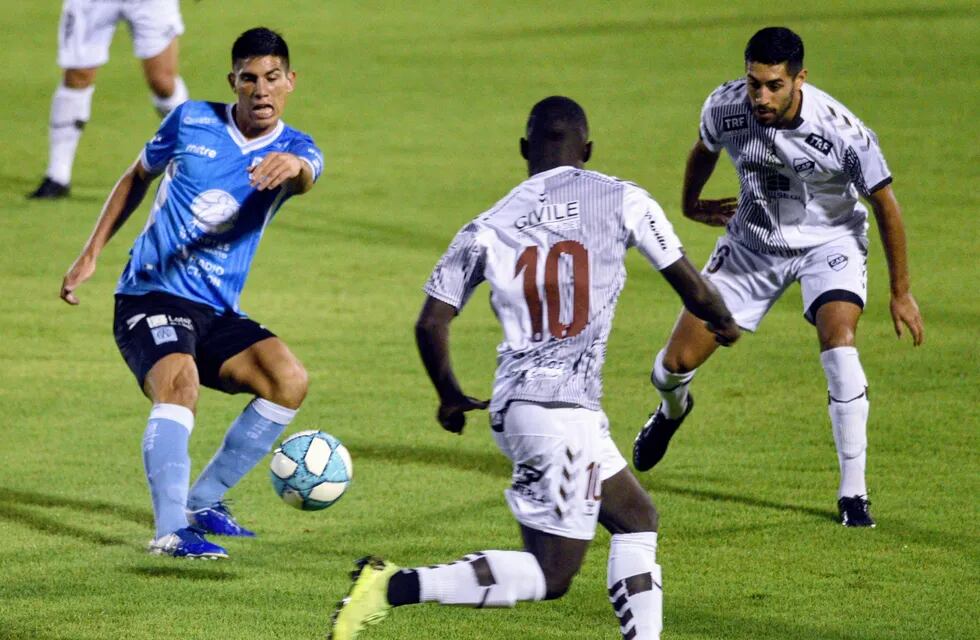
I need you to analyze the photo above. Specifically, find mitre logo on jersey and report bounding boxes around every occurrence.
[827,254,848,271]
[515,200,580,231]
[190,189,240,234]
[805,133,833,155]
[185,143,217,159]
[722,114,748,132]
[793,157,815,177]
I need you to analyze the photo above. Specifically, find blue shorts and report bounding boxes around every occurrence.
[112,291,275,390]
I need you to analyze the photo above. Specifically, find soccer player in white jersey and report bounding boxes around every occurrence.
[29,0,189,199]
[632,27,925,527]
[329,97,739,640]
[59,28,323,558]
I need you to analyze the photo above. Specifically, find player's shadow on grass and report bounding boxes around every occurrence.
[350,440,511,479]
[0,486,151,548]
[126,566,237,581]
[649,480,839,523]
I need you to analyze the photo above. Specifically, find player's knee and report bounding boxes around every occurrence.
[662,349,695,375]
[269,361,308,409]
[819,327,855,351]
[63,68,96,89]
[542,572,575,601]
[145,71,176,98]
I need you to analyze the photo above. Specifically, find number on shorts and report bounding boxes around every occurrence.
[515,241,590,341]
[585,461,602,501]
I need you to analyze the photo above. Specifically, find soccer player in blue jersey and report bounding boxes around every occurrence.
[59,27,323,559]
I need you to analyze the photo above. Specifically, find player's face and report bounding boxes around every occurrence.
[228,56,296,137]
[745,62,806,127]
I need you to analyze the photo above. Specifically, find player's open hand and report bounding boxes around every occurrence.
[60,254,97,305]
[248,152,303,191]
[890,292,924,346]
[437,395,490,434]
[685,198,738,226]
[706,317,741,347]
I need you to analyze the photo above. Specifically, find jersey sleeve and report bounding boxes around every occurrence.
[698,91,723,153]
[287,133,324,182]
[623,187,684,270]
[842,128,892,197]
[423,222,487,312]
[139,102,185,173]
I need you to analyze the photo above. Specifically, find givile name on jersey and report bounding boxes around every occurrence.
[514,200,580,231]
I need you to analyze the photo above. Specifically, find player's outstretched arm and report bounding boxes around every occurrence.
[248,152,315,194]
[415,296,489,434]
[867,184,924,346]
[60,161,156,305]
[682,139,736,227]
[661,256,741,346]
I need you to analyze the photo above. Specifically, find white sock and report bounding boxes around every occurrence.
[152,76,188,117]
[416,551,546,608]
[820,347,869,498]
[651,349,695,419]
[46,84,94,185]
[608,533,663,640]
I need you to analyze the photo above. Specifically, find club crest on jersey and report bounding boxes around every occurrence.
[190,189,240,234]
[722,114,748,132]
[793,157,815,177]
[805,133,833,155]
[827,254,848,271]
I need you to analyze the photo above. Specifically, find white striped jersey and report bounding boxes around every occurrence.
[424,166,683,412]
[700,80,892,255]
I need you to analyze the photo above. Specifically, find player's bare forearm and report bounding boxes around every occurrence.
[661,256,740,345]
[415,297,466,403]
[60,160,154,304]
[868,184,924,344]
[415,296,489,432]
[681,140,736,226]
[868,185,910,295]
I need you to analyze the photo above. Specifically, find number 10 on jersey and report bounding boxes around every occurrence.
[515,241,590,341]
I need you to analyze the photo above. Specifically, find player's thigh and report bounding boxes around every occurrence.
[598,468,658,535]
[701,236,793,332]
[57,0,119,70]
[113,292,210,405]
[798,235,868,330]
[209,326,307,407]
[126,0,184,61]
[492,402,608,542]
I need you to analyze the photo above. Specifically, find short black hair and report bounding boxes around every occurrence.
[232,27,290,68]
[744,27,804,76]
[526,96,589,143]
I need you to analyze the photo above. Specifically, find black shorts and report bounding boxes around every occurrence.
[113,291,276,390]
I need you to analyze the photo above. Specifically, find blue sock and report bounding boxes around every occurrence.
[143,404,194,539]
[187,398,295,510]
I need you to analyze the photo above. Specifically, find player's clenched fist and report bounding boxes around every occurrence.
[60,254,97,305]
[248,152,304,191]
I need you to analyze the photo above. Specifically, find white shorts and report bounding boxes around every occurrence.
[492,401,628,541]
[57,0,184,69]
[702,235,868,331]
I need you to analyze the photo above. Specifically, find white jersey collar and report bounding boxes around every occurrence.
[528,165,580,180]
[225,103,285,153]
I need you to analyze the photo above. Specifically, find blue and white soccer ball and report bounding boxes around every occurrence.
[270,430,352,511]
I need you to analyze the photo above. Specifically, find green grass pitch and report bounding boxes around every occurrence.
[1,1,977,638]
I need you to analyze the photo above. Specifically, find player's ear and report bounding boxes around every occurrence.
[227,72,236,92]
[286,70,296,93]
[520,138,529,160]
[795,68,808,88]
[583,141,593,164]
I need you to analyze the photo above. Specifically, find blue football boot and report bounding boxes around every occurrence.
[188,501,256,537]
[148,527,229,559]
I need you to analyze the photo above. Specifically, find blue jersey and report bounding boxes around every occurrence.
[116,100,323,314]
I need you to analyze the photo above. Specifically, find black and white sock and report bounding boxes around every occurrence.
[608,533,662,639]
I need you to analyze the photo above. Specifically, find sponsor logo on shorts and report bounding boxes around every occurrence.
[512,458,550,506]
[805,133,833,155]
[828,254,848,271]
[146,314,193,331]
[793,157,815,177]
[151,326,178,345]
[722,114,748,132]
[146,314,168,328]
[126,314,147,331]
